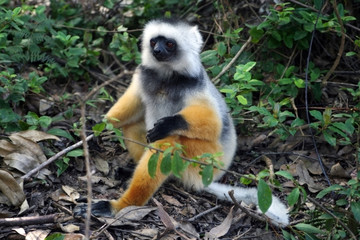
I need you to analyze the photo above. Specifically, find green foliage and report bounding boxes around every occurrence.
[315,178,360,236]
[55,149,84,176]
[45,232,65,240]
[309,108,355,146]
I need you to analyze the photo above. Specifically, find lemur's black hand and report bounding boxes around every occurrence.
[146,115,188,143]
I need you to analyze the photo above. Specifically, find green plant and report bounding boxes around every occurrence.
[309,108,355,146]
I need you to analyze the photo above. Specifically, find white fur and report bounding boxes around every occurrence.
[205,182,289,227]
[141,19,203,77]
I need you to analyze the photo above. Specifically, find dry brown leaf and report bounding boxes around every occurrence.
[204,206,233,240]
[99,206,157,226]
[338,145,353,156]
[0,139,16,157]
[9,134,47,163]
[19,198,30,215]
[13,130,60,142]
[12,227,26,236]
[162,194,183,207]
[93,155,109,175]
[63,233,85,240]
[59,223,80,233]
[330,163,349,178]
[178,221,199,239]
[0,170,25,206]
[296,160,323,193]
[133,228,158,238]
[4,152,51,179]
[78,175,120,187]
[25,229,51,240]
[62,185,80,202]
[154,198,175,230]
[1,130,59,180]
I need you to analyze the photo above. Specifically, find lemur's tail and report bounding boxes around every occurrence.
[205,182,289,227]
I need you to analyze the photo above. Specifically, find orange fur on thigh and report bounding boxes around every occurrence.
[122,121,147,162]
[110,135,222,211]
[110,136,179,211]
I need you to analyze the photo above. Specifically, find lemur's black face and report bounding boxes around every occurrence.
[150,36,177,62]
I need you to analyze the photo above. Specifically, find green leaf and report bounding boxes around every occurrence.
[160,153,172,175]
[350,202,360,223]
[113,128,126,149]
[291,118,305,128]
[47,128,75,142]
[249,27,264,43]
[287,187,300,206]
[257,179,272,213]
[309,110,323,121]
[345,51,356,57]
[92,122,106,136]
[271,30,282,41]
[171,151,184,178]
[275,170,294,180]
[294,223,324,234]
[316,184,343,199]
[240,176,253,185]
[237,95,248,105]
[201,50,218,65]
[66,149,84,157]
[242,61,256,72]
[294,78,305,88]
[278,78,292,85]
[202,164,213,187]
[39,116,52,128]
[323,130,336,146]
[45,232,65,240]
[282,230,296,240]
[294,31,307,41]
[217,42,226,57]
[283,34,293,48]
[148,152,159,178]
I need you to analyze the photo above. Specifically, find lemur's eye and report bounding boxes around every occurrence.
[150,39,156,47]
[166,41,175,48]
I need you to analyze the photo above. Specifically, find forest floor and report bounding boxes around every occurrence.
[0,100,354,239]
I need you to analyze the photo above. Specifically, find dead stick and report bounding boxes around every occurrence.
[22,134,94,180]
[0,213,65,226]
[307,196,357,240]
[188,205,221,222]
[322,0,346,85]
[228,190,267,224]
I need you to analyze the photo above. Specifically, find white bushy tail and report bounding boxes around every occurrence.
[205,182,289,227]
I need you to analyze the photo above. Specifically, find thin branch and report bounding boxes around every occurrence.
[22,134,94,180]
[79,99,92,239]
[307,196,357,240]
[321,0,346,85]
[0,213,66,226]
[228,190,268,225]
[187,205,221,222]
[212,36,252,84]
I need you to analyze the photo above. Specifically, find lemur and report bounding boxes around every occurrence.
[75,18,289,227]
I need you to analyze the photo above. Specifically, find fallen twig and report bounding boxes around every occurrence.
[22,134,94,180]
[0,213,66,226]
[187,205,221,222]
[228,190,267,224]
